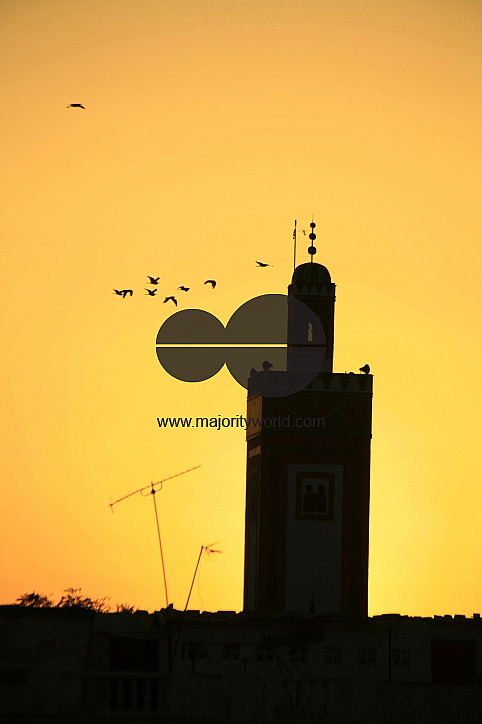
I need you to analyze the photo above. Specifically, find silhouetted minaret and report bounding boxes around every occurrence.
[244,225,373,615]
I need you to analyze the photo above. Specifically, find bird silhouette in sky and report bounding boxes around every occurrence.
[204,280,216,288]
[359,364,370,374]
[67,103,85,109]
[256,261,272,267]
[114,289,133,298]
[164,296,177,306]
[145,288,157,296]
[147,276,160,284]
[178,286,190,292]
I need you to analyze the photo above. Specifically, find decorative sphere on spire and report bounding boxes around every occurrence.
[308,222,316,259]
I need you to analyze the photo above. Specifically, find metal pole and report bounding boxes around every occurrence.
[151,484,169,608]
[184,546,204,611]
[293,219,297,271]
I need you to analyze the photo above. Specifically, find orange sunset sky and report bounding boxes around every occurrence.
[0,0,481,616]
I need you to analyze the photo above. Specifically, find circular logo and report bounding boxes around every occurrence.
[155,294,326,397]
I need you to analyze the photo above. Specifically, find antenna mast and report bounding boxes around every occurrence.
[170,542,222,668]
[109,465,201,609]
[293,219,297,271]
[184,543,222,612]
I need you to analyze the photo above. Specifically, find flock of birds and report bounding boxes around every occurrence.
[113,277,216,306]
[69,104,370,374]
[113,263,272,306]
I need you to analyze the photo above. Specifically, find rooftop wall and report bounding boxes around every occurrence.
[1,607,481,723]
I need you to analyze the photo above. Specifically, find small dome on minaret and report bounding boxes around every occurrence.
[291,261,332,289]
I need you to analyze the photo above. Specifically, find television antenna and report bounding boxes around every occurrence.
[169,542,222,668]
[184,542,222,612]
[109,465,201,609]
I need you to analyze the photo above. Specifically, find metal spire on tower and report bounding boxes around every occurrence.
[308,219,317,262]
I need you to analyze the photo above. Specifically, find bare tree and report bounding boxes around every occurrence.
[57,588,110,612]
[14,588,137,612]
[15,592,53,607]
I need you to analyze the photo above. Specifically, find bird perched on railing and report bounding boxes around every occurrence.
[359,364,370,374]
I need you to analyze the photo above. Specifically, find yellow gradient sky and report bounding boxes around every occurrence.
[1,0,481,616]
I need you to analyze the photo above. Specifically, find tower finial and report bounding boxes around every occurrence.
[308,218,317,262]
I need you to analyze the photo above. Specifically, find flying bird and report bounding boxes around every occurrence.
[113,289,124,296]
[204,280,216,288]
[113,289,133,298]
[178,286,190,292]
[256,261,272,267]
[163,296,177,306]
[145,289,157,296]
[359,364,370,374]
[67,103,85,109]
[147,276,160,284]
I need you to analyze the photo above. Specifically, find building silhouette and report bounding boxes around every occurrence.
[244,240,373,615]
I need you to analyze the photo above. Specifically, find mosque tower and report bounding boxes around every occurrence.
[244,223,373,615]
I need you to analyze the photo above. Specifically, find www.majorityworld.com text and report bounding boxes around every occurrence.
[157,415,325,431]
